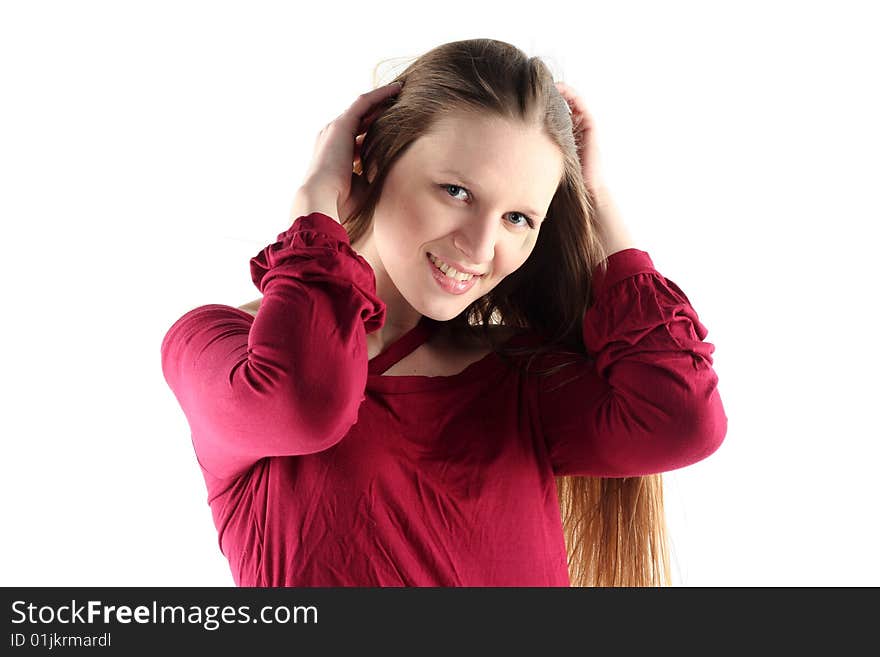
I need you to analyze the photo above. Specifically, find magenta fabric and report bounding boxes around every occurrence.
[160,212,727,586]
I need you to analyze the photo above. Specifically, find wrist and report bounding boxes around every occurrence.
[589,186,636,256]
[291,185,340,223]
[589,182,613,208]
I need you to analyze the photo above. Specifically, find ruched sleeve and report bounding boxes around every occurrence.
[534,248,727,477]
[160,212,386,481]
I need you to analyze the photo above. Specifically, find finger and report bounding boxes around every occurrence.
[357,108,383,136]
[356,92,398,133]
[344,82,403,132]
[555,83,595,126]
[555,82,574,114]
[554,82,582,111]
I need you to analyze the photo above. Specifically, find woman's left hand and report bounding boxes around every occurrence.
[556,81,635,256]
[555,81,609,198]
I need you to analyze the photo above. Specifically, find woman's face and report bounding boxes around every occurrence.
[356,111,565,324]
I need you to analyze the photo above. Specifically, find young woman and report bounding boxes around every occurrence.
[161,39,727,587]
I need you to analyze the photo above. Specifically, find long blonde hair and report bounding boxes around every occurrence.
[343,38,671,586]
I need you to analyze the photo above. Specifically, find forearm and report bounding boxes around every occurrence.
[289,184,340,224]
[162,212,385,481]
[237,297,262,315]
[241,187,341,317]
[591,186,636,257]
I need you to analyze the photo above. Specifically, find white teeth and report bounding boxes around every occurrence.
[429,254,478,281]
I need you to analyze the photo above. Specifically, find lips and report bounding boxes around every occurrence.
[427,252,486,277]
[426,252,481,295]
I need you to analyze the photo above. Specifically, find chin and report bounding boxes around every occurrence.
[417,303,467,323]
[420,308,454,323]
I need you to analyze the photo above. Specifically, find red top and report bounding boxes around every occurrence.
[160,212,727,586]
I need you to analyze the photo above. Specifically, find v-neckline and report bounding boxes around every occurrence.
[367,314,439,376]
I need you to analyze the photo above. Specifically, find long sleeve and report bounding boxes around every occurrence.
[534,248,727,477]
[160,212,386,481]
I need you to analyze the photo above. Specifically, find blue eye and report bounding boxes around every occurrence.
[444,184,469,202]
[440,183,536,229]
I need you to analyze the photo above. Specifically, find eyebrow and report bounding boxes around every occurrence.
[437,168,544,218]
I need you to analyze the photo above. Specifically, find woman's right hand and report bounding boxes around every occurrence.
[292,81,403,223]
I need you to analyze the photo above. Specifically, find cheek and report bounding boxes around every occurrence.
[485,250,526,283]
[511,237,536,265]
[374,211,428,269]
[516,236,539,266]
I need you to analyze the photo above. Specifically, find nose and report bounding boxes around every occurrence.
[452,212,499,267]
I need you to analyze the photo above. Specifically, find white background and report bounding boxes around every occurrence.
[2,0,877,586]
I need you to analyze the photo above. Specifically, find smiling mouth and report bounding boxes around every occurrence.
[427,252,486,279]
